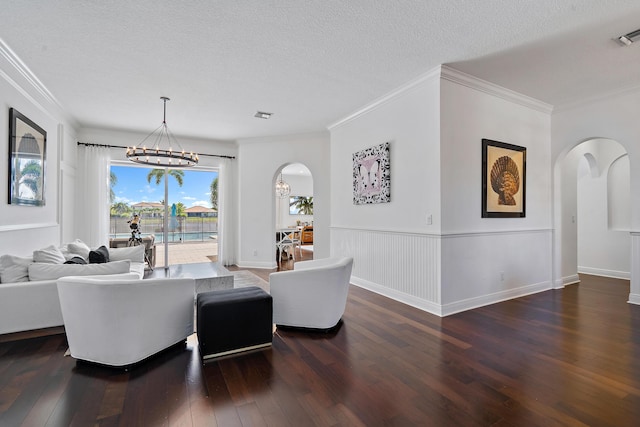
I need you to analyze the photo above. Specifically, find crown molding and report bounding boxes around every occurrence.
[440,65,553,114]
[552,82,640,114]
[328,66,441,130]
[0,39,77,128]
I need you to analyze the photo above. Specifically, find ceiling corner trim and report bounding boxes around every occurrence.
[328,66,442,131]
[552,82,640,114]
[0,39,68,116]
[440,65,553,114]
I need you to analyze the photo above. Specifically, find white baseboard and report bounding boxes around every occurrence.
[555,274,580,289]
[628,293,640,305]
[351,276,552,317]
[440,281,552,316]
[236,260,276,269]
[578,266,630,280]
[350,276,443,316]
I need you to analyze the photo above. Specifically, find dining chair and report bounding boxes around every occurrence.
[289,229,303,258]
[276,231,296,261]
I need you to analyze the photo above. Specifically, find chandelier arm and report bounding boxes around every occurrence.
[126,97,198,167]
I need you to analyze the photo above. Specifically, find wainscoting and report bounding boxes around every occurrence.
[331,227,441,314]
[331,227,554,316]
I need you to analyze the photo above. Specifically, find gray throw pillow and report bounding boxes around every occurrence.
[89,246,110,264]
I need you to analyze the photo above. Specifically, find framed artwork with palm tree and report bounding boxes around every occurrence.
[8,108,46,206]
[289,196,313,215]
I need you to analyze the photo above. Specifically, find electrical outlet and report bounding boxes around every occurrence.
[500,271,504,281]
[426,214,433,225]
[253,249,258,256]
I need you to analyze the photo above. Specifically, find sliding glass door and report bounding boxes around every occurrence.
[109,163,219,267]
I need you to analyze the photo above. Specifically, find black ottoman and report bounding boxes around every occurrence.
[197,286,272,360]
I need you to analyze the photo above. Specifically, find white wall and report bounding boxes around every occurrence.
[551,89,640,304]
[0,42,78,256]
[330,66,554,316]
[329,68,443,312]
[439,68,553,313]
[236,132,329,268]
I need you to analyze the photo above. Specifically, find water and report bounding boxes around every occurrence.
[112,231,217,243]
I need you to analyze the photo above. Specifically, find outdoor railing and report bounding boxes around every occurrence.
[110,215,217,243]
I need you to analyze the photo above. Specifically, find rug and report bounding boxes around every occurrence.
[231,270,269,293]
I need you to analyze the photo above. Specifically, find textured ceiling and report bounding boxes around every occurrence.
[2,1,640,141]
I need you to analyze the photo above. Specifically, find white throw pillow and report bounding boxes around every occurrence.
[0,254,33,283]
[109,245,145,263]
[65,239,91,260]
[33,245,66,264]
[28,260,131,281]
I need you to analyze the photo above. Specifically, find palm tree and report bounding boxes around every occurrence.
[109,171,117,203]
[146,169,184,186]
[110,202,131,217]
[210,177,218,210]
[20,160,42,199]
[290,196,313,215]
[175,202,187,217]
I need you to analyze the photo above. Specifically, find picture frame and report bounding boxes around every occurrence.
[8,108,46,206]
[289,195,313,215]
[482,139,525,218]
[353,141,390,205]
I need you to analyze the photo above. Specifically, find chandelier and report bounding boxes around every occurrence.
[275,173,291,198]
[126,97,198,167]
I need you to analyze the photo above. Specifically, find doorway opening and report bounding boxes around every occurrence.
[555,138,630,289]
[274,163,314,269]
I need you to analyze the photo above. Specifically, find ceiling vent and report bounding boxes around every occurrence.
[618,28,640,46]
[254,111,273,119]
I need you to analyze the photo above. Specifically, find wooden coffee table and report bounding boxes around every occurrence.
[144,262,234,294]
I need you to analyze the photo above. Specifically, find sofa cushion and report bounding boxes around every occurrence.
[109,245,144,263]
[64,256,87,265]
[33,245,66,264]
[66,239,91,260]
[89,246,110,264]
[0,255,33,283]
[28,260,131,281]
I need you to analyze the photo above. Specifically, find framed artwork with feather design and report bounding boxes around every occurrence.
[482,139,526,218]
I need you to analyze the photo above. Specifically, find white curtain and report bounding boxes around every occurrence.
[77,145,111,248]
[218,158,236,266]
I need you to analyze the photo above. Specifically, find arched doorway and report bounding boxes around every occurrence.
[274,163,314,267]
[554,138,630,291]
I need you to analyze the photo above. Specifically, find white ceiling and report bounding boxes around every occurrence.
[3,1,640,141]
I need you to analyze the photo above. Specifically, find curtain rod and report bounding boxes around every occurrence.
[76,141,236,160]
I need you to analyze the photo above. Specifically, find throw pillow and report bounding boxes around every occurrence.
[64,256,87,265]
[67,239,91,260]
[0,254,33,283]
[28,260,131,281]
[33,245,66,264]
[89,245,110,264]
[108,245,145,263]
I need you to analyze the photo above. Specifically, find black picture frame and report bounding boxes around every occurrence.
[482,139,526,218]
[8,108,46,206]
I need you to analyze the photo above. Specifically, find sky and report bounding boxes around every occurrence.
[111,165,218,209]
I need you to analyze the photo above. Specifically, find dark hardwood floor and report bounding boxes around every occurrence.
[1,269,639,426]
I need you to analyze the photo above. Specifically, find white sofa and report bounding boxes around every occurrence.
[0,244,146,335]
[269,257,353,330]
[57,275,195,367]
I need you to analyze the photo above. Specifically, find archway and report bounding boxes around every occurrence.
[273,163,314,266]
[553,138,630,290]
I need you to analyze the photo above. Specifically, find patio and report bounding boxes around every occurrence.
[154,240,218,268]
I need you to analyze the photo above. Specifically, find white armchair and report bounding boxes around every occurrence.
[269,257,353,330]
[57,275,195,367]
